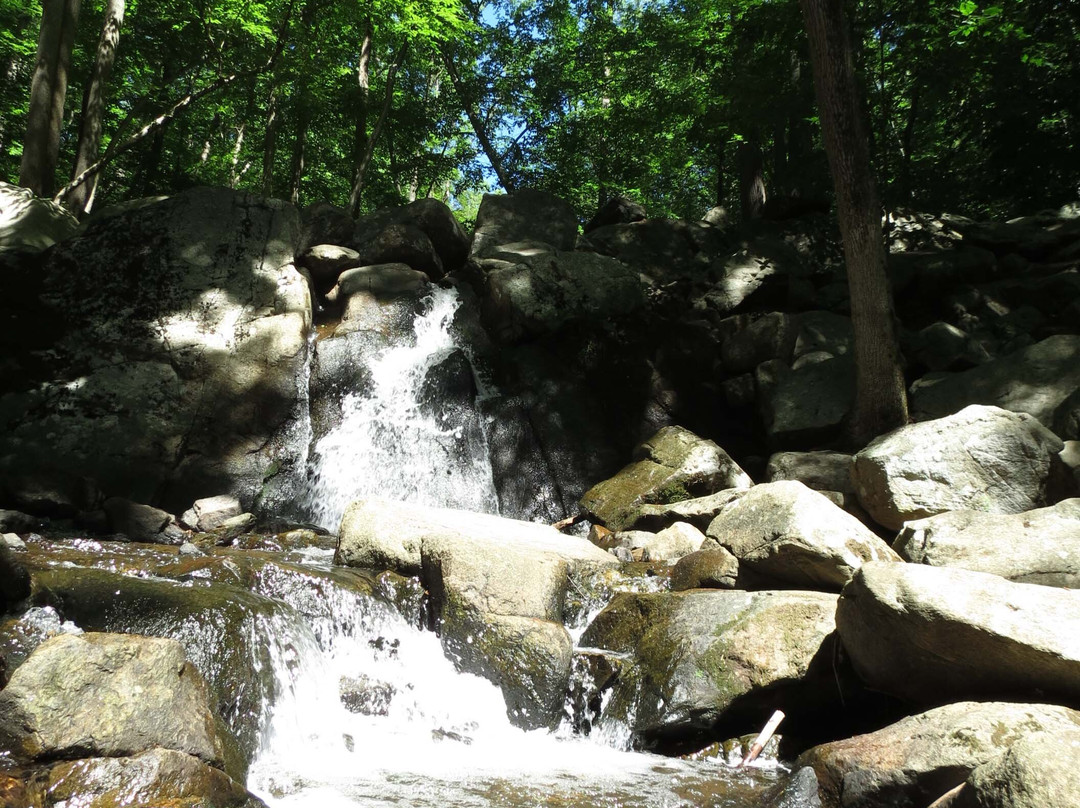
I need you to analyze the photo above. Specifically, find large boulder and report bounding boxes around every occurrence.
[798,701,1080,808]
[0,632,224,765]
[705,481,899,591]
[0,181,79,250]
[583,196,647,233]
[470,190,579,257]
[578,218,728,283]
[836,562,1080,707]
[0,187,310,515]
[580,426,752,532]
[941,730,1080,808]
[910,335,1080,429]
[21,749,267,808]
[580,589,840,748]
[851,405,1063,531]
[756,356,855,448]
[765,450,855,495]
[476,244,645,342]
[894,499,1080,586]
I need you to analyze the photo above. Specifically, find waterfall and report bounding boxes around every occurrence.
[244,560,782,808]
[301,286,499,532]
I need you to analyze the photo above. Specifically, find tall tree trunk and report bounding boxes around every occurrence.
[20,0,82,196]
[350,18,373,174]
[348,43,406,217]
[65,0,124,215]
[714,139,725,208]
[738,139,766,221]
[443,53,514,193]
[799,0,908,446]
[287,0,318,204]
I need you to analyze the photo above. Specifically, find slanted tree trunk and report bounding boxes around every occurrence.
[738,139,766,221]
[443,53,514,193]
[261,83,280,197]
[20,0,82,196]
[348,43,406,217]
[350,18,373,175]
[800,0,908,446]
[64,0,124,215]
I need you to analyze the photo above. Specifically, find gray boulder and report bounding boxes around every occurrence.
[623,489,747,533]
[705,481,900,591]
[894,499,1080,586]
[580,589,839,744]
[181,494,243,532]
[942,730,1080,808]
[1055,387,1080,441]
[836,561,1080,707]
[27,749,267,808]
[0,509,37,533]
[581,426,752,532]
[300,200,354,250]
[471,190,579,257]
[0,632,224,766]
[798,702,1080,808]
[354,198,470,273]
[852,405,1063,531]
[0,187,310,514]
[0,181,79,249]
[719,311,799,375]
[910,335,1080,429]
[356,222,443,280]
[478,245,644,342]
[912,321,992,372]
[297,243,361,285]
[702,239,810,314]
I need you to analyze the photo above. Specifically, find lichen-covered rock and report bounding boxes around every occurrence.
[705,481,899,591]
[0,187,310,514]
[22,748,267,808]
[581,426,752,532]
[798,702,1080,808]
[836,562,1080,707]
[894,499,1080,586]
[580,589,839,746]
[670,547,740,591]
[851,405,1063,531]
[0,632,224,766]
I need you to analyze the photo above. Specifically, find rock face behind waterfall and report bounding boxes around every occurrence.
[0,187,309,515]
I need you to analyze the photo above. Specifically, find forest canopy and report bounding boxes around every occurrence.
[1,0,1077,223]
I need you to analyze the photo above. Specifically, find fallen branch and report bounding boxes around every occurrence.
[551,513,585,532]
[53,0,297,205]
[735,709,785,769]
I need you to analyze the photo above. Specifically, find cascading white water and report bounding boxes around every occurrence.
[245,561,780,808]
[301,286,499,531]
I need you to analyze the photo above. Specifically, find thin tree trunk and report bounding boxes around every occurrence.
[20,0,82,196]
[350,18,373,173]
[287,0,318,204]
[348,44,407,217]
[799,0,908,445]
[261,83,280,196]
[443,52,514,193]
[65,0,124,215]
[738,139,766,221]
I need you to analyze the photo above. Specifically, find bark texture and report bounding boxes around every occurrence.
[19,0,82,196]
[66,0,125,215]
[799,0,908,446]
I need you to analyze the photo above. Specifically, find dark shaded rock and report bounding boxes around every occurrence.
[765,451,854,495]
[583,196,647,233]
[297,243,361,285]
[471,190,579,257]
[756,357,855,448]
[1,545,30,612]
[579,218,728,283]
[0,181,79,250]
[300,200,354,250]
[103,497,176,543]
[353,198,469,273]
[763,766,823,808]
[0,509,37,533]
[357,222,443,280]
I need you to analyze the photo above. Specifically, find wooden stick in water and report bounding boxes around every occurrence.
[736,709,785,769]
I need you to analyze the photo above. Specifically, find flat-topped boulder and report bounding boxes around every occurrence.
[894,499,1080,586]
[798,701,1080,808]
[836,562,1080,707]
[705,481,899,591]
[852,405,1063,530]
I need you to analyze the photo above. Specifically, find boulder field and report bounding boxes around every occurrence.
[1,184,1080,806]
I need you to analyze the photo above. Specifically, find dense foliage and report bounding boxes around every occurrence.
[1,0,1076,220]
